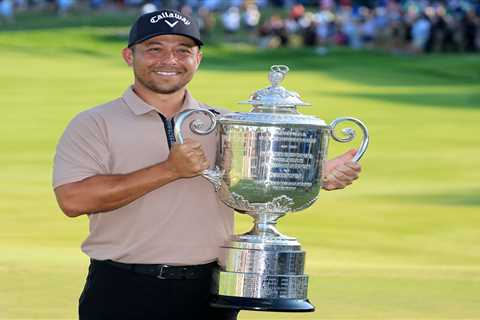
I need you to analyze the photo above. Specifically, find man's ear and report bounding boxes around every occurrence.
[122,47,134,66]
[195,50,203,71]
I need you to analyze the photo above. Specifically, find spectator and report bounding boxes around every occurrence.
[243,3,261,30]
[141,2,157,14]
[343,14,363,49]
[197,6,216,40]
[15,0,27,11]
[258,15,289,48]
[57,0,74,16]
[222,6,241,35]
[301,13,317,47]
[124,0,142,7]
[315,9,335,52]
[180,4,193,17]
[243,3,261,43]
[411,13,432,53]
[374,6,390,49]
[290,3,305,20]
[203,0,220,11]
[359,7,376,49]
[0,0,14,24]
[462,9,479,51]
[89,0,104,10]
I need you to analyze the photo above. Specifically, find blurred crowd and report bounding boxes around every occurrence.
[250,0,480,53]
[213,0,480,54]
[1,0,479,54]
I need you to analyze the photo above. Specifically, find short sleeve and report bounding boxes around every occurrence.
[52,111,110,189]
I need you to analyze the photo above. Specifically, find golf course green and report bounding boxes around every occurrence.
[0,17,479,319]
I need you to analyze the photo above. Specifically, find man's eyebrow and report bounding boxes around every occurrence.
[144,41,196,48]
[144,41,164,46]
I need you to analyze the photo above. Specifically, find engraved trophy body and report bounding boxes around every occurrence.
[174,65,369,312]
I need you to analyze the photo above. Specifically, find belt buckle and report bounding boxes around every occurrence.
[156,265,169,279]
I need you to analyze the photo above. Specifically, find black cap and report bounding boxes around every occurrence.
[128,9,203,48]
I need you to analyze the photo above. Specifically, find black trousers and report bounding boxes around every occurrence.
[79,260,239,320]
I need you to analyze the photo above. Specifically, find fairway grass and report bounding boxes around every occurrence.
[0,26,479,319]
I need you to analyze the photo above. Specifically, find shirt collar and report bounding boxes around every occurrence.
[122,86,202,117]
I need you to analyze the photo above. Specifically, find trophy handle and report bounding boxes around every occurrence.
[174,109,217,144]
[174,109,224,191]
[329,117,369,162]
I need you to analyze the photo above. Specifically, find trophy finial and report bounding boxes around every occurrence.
[269,65,289,87]
[240,64,309,108]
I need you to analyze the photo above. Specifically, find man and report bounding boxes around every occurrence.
[53,9,361,320]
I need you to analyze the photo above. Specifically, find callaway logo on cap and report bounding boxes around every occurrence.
[128,9,203,48]
[150,11,192,27]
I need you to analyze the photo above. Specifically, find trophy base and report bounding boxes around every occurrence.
[210,295,315,312]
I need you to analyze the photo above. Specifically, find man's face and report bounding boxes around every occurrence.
[123,34,202,95]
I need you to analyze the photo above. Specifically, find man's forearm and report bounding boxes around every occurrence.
[55,161,179,217]
[55,140,210,217]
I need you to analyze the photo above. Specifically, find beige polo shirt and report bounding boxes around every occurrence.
[53,87,234,265]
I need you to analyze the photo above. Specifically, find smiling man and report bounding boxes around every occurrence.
[52,9,361,320]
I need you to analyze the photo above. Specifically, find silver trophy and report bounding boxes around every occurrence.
[174,65,369,312]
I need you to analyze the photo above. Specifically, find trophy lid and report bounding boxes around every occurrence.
[240,65,310,109]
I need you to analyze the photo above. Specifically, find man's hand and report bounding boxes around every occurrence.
[166,139,210,178]
[322,149,362,191]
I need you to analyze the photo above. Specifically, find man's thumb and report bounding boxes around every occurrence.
[336,149,356,162]
[325,149,357,174]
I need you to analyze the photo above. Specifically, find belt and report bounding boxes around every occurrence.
[92,259,217,280]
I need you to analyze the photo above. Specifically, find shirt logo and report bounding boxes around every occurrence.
[164,20,179,28]
[150,12,191,26]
